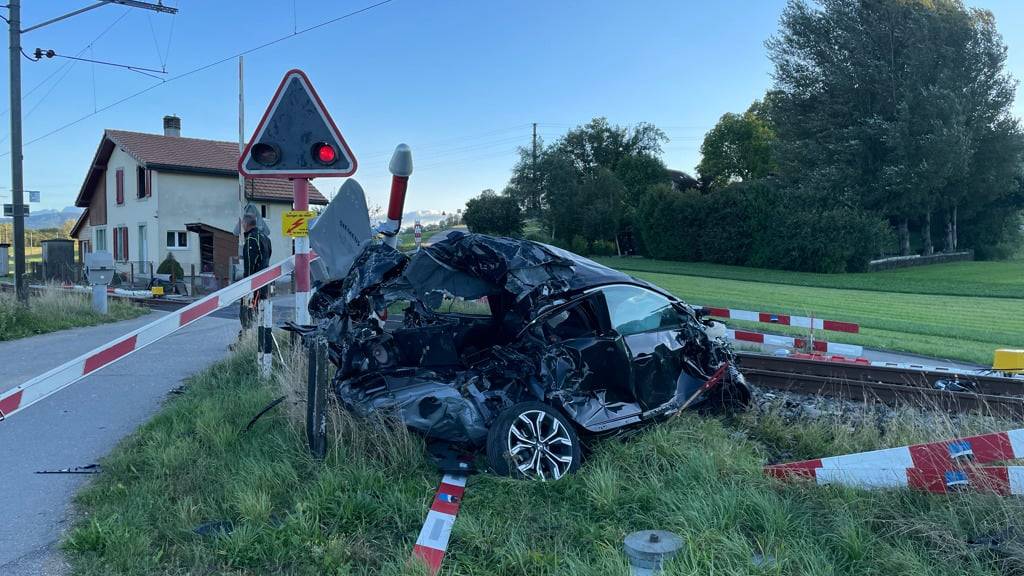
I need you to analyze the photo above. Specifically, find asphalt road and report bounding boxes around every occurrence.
[0,312,239,576]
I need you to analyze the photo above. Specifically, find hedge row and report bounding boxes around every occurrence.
[637,180,892,273]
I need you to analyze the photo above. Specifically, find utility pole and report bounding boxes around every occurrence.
[9,0,25,300]
[238,55,246,264]
[6,0,177,303]
[531,122,538,217]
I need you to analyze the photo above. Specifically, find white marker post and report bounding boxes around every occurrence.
[258,298,273,377]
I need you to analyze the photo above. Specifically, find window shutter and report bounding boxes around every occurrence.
[145,169,152,197]
[122,227,129,261]
[116,169,124,204]
[112,228,120,261]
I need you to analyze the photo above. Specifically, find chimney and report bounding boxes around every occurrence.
[163,115,181,137]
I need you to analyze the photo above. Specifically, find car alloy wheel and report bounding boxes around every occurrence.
[487,401,582,480]
[507,409,574,480]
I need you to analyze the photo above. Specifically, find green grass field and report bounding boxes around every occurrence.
[594,256,1024,299]
[595,258,1023,366]
[65,342,1024,575]
[0,287,146,341]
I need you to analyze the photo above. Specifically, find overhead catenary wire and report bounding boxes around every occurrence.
[43,52,167,78]
[0,0,397,157]
[0,7,131,119]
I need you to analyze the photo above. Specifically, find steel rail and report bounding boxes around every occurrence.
[737,352,1024,417]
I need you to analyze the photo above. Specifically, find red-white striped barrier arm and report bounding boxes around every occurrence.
[766,428,1024,479]
[726,328,863,357]
[786,352,871,365]
[0,255,298,421]
[411,474,467,574]
[782,465,1024,496]
[705,307,859,333]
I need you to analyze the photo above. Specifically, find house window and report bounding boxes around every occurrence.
[260,204,267,218]
[136,167,147,199]
[166,230,188,249]
[95,228,107,252]
[112,226,129,262]
[115,168,125,205]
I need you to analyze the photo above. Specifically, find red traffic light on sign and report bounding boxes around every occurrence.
[312,142,337,165]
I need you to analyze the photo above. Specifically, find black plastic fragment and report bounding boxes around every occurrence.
[243,395,286,433]
[35,464,100,474]
[193,520,234,537]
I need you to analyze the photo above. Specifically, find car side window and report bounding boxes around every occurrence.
[600,285,679,336]
[543,301,598,341]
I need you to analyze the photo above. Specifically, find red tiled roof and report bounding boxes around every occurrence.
[102,129,327,204]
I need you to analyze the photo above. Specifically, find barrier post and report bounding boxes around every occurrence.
[258,299,273,378]
[293,178,311,325]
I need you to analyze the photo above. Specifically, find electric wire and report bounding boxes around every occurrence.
[0,8,131,119]
[0,0,396,157]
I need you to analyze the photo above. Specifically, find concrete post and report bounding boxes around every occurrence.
[92,284,108,315]
[0,243,9,277]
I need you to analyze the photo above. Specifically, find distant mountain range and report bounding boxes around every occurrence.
[369,209,454,230]
[3,206,447,231]
[0,206,82,229]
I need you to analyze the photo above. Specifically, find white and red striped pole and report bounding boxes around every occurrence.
[410,473,468,574]
[382,144,413,248]
[293,178,311,325]
[258,298,273,378]
[414,220,422,249]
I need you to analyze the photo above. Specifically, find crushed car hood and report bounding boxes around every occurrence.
[312,228,660,312]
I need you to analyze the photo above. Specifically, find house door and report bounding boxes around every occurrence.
[137,224,148,272]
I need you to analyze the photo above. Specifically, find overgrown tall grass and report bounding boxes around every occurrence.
[0,286,146,341]
[66,342,1024,575]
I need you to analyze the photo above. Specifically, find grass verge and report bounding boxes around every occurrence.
[66,344,1024,575]
[0,286,146,341]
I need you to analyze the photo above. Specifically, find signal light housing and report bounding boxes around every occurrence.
[312,142,337,166]
[252,143,280,167]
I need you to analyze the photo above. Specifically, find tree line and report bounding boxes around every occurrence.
[464,0,1024,272]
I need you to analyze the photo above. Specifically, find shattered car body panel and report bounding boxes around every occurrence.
[308,229,749,445]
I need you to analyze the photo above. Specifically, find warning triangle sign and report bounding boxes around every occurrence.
[238,69,357,179]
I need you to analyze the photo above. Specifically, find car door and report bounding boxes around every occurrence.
[533,291,634,404]
[597,285,688,411]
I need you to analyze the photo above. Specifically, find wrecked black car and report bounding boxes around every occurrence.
[306,181,750,480]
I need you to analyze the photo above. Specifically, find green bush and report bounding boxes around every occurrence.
[569,235,588,256]
[589,239,617,256]
[522,229,552,244]
[636,180,889,273]
[638,184,702,261]
[156,255,185,280]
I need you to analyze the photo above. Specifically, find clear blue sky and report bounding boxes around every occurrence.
[2,0,1024,215]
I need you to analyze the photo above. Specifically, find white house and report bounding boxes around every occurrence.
[71,116,327,287]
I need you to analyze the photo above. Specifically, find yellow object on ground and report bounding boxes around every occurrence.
[993,349,1024,373]
[151,286,164,296]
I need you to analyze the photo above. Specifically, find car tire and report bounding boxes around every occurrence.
[487,401,582,481]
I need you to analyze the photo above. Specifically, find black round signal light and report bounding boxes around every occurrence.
[252,143,280,167]
[311,142,337,166]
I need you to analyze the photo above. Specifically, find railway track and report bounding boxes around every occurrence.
[737,352,1024,417]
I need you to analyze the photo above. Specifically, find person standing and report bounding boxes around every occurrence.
[240,213,271,330]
